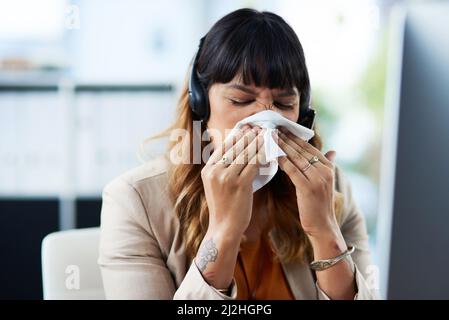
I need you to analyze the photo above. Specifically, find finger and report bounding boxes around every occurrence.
[277,155,309,187]
[324,150,337,162]
[277,130,336,185]
[206,124,252,166]
[277,129,312,158]
[240,129,268,179]
[277,130,329,176]
[278,128,333,168]
[276,132,322,181]
[229,126,262,166]
[217,126,259,168]
[230,128,265,177]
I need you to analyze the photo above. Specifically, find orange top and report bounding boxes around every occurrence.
[234,235,295,300]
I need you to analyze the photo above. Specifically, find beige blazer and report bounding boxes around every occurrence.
[98,154,377,300]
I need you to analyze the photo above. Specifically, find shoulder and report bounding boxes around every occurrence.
[100,154,178,253]
[104,154,170,192]
[103,154,172,204]
[101,154,174,227]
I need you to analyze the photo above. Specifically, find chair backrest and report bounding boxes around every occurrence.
[41,227,105,299]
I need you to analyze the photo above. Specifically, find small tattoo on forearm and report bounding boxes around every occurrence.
[196,238,218,272]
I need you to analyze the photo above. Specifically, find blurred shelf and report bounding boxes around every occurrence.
[0,81,176,200]
[0,82,174,92]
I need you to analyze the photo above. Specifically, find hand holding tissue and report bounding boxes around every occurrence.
[224,110,315,192]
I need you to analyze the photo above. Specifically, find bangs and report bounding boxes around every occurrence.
[198,12,309,93]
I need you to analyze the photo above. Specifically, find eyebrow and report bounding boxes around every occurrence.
[276,89,298,98]
[225,84,298,97]
[225,84,257,95]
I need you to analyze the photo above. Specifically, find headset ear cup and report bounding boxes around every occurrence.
[202,86,210,121]
[188,67,208,121]
[299,88,315,129]
[188,36,209,121]
[197,78,209,121]
[302,109,316,130]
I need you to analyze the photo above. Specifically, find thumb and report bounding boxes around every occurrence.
[324,150,337,162]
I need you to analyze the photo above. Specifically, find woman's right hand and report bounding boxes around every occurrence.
[201,124,265,237]
[195,125,265,290]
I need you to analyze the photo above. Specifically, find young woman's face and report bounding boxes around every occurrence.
[207,75,300,147]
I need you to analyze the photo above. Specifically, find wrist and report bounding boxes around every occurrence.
[195,225,242,290]
[308,227,347,261]
[305,215,340,242]
[206,223,244,245]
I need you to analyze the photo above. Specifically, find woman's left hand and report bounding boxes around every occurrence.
[275,128,357,299]
[274,128,340,242]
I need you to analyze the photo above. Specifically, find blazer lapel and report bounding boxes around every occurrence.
[269,232,318,300]
[280,258,318,300]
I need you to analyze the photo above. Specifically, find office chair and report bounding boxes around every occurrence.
[41,227,105,299]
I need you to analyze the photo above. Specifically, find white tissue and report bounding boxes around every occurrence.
[224,110,315,192]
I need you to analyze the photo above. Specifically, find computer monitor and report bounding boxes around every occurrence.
[377,2,449,299]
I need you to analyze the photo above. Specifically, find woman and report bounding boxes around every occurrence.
[98,8,376,300]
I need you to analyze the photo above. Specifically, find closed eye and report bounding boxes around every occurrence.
[229,99,295,109]
[229,99,254,106]
[274,102,295,109]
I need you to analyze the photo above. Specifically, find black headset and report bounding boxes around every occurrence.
[188,36,316,130]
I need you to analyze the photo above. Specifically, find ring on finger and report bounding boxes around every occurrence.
[308,155,320,165]
[219,156,231,165]
[301,162,312,172]
[300,155,319,171]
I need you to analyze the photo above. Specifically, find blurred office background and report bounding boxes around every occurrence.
[0,0,401,299]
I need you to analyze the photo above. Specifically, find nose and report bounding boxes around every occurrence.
[255,100,274,111]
